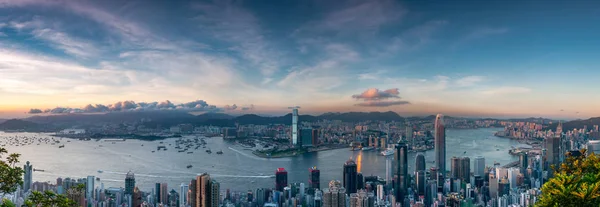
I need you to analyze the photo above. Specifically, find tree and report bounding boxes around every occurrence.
[536,149,600,206]
[23,190,76,207]
[0,147,23,195]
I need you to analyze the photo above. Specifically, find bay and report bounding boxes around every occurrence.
[0,128,524,193]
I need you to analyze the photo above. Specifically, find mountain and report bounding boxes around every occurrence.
[318,111,403,122]
[25,111,197,124]
[0,119,41,131]
[547,117,600,131]
[0,119,6,124]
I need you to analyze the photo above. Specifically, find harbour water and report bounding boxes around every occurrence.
[0,128,525,192]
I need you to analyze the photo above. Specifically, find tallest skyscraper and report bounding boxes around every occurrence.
[434,114,446,176]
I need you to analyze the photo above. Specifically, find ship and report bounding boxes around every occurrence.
[187,165,193,169]
[361,147,374,151]
[216,150,223,154]
[58,145,65,148]
[98,170,103,173]
[187,151,193,154]
[380,148,395,156]
[206,149,212,154]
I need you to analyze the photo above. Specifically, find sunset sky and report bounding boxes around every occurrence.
[1,0,599,119]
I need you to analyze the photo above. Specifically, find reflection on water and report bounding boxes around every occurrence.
[0,128,523,191]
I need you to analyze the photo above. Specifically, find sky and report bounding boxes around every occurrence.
[0,0,599,119]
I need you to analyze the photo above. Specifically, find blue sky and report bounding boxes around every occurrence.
[0,0,599,118]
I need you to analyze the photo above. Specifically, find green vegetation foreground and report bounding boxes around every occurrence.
[537,149,600,207]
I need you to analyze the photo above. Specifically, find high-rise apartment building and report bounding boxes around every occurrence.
[180,183,188,207]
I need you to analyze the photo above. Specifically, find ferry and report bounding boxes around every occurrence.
[380,148,395,156]
[361,147,374,151]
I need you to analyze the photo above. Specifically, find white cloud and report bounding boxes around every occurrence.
[455,76,485,87]
[482,87,531,95]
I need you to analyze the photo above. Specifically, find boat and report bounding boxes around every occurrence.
[216,150,223,154]
[98,170,103,173]
[96,177,100,181]
[58,145,65,148]
[152,151,155,153]
[187,152,193,154]
[380,148,395,156]
[361,147,374,151]
[206,149,212,154]
[187,165,193,169]
[496,149,500,151]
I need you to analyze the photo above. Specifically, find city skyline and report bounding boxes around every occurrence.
[1,0,600,119]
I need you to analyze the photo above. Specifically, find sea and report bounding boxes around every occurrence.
[0,128,526,192]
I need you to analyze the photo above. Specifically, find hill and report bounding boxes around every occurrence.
[547,117,600,131]
[0,119,42,131]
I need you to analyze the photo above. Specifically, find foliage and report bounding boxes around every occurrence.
[0,147,23,195]
[23,190,76,207]
[0,199,16,207]
[536,149,600,207]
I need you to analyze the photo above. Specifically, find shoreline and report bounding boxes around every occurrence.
[253,145,349,158]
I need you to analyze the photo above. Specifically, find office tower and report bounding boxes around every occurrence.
[461,157,471,183]
[343,159,358,194]
[451,157,460,179]
[357,173,364,190]
[474,156,485,177]
[180,183,189,207]
[434,114,446,175]
[489,173,498,199]
[86,175,95,204]
[587,140,600,155]
[312,129,320,146]
[210,180,220,207]
[394,142,408,200]
[169,189,180,207]
[309,166,321,190]
[189,179,197,207]
[415,153,426,172]
[23,161,32,192]
[507,168,519,190]
[385,155,392,186]
[276,168,288,191]
[156,183,162,204]
[132,187,142,207]
[545,136,560,170]
[415,170,426,196]
[125,171,135,195]
[161,183,168,206]
[196,173,211,207]
[291,107,299,146]
[519,152,528,175]
[301,128,314,147]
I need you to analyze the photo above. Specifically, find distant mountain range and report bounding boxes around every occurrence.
[0,110,576,132]
[547,117,600,131]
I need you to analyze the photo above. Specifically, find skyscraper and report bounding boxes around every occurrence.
[161,183,168,206]
[451,156,460,179]
[291,107,299,146]
[416,170,426,196]
[309,166,321,190]
[415,153,426,172]
[301,128,313,147]
[343,159,358,194]
[394,142,408,200]
[519,152,528,175]
[312,129,320,146]
[180,183,189,207]
[545,136,560,170]
[133,187,142,207]
[125,171,135,195]
[434,114,446,175]
[210,180,220,207]
[461,157,471,183]
[86,175,95,205]
[197,173,211,207]
[189,179,197,207]
[474,156,485,177]
[156,183,162,204]
[23,161,33,192]
[276,168,288,191]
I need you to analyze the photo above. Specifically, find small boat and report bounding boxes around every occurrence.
[496,149,500,151]
[187,152,193,154]
[216,150,223,154]
[381,148,395,156]
[98,170,103,173]
[96,177,100,181]
[58,145,65,148]
[206,149,212,154]
[362,147,374,151]
[152,151,155,153]
[187,165,193,169]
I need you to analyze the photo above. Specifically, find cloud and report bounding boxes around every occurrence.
[355,101,410,107]
[224,104,238,111]
[455,76,485,87]
[482,87,532,95]
[358,70,386,80]
[28,99,222,114]
[352,88,400,101]
[28,109,43,114]
[241,104,255,111]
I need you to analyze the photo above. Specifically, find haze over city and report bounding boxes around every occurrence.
[1,0,599,119]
